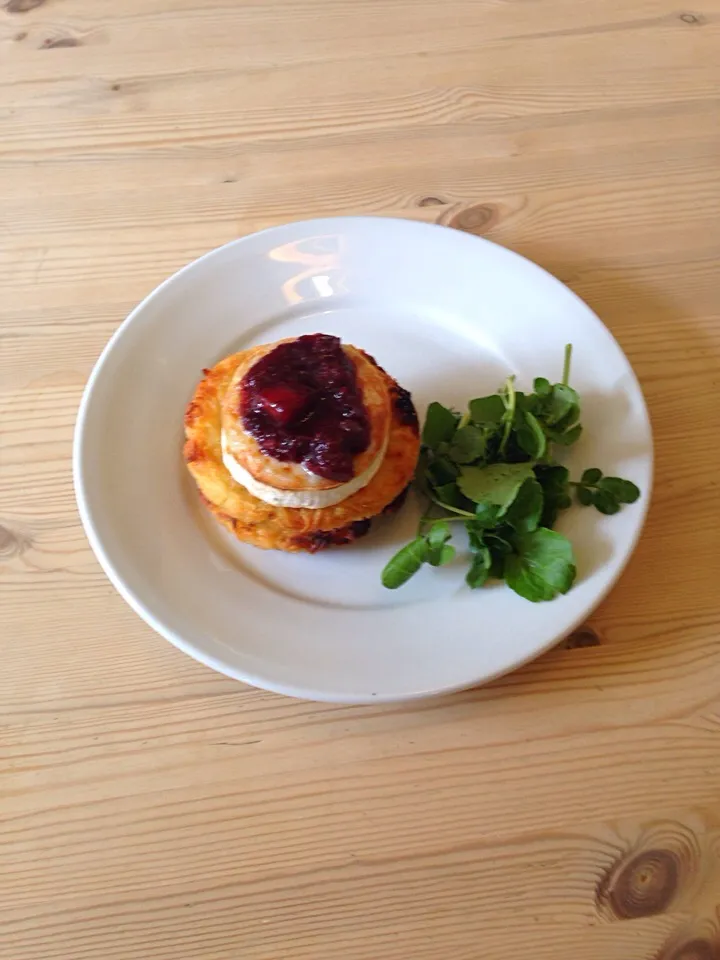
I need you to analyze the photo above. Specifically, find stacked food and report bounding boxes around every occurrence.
[184,334,420,552]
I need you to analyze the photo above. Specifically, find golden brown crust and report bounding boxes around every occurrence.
[184,343,420,551]
[200,495,375,553]
[220,342,391,491]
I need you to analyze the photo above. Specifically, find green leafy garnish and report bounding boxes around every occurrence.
[425,521,453,566]
[381,537,429,589]
[380,344,643,601]
[516,410,547,459]
[466,547,492,589]
[448,424,488,464]
[457,462,535,513]
[504,528,577,602]
[422,402,458,448]
[469,394,506,424]
[504,478,544,533]
[542,383,579,427]
[535,464,572,529]
[533,377,552,397]
[572,468,640,515]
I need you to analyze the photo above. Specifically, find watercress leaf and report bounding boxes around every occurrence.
[484,533,513,555]
[438,544,456,566]
[448,424,487,464]
[533,464,570,528]
[469,394,505,424]
[540,501,559,530]
[426,521,452,566]
[494,434,532,465]
[598,477,640,504]
[488,550,505,579]
[533,377,552,397]
[543,384,579,426]
[592,489,621,515]
[552,423,583,446]
[516,410,547,459]
[427,455,459,486]
[465,522,486,553]
[381,537,429,589]
[576,485,593,506]
[427,521,451,549]
[521,393,540,415]
[504,528,577,602]
[432,482,455,504]
[422,402,458,448]
[582,467,603,485]
[457,462,535,513]
[557,381,579,405]
[554,403,581,433]
[474,501,502,526]
[504,477,544,534]
[466,547,491,589]
[535,464,570,490]
[414,449,432,497]
[433,482,472,512]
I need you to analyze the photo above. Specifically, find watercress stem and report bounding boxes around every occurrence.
[499,375,516,456]
[419,514,468,528]
[429,496,476,518]
[562,343,572,386]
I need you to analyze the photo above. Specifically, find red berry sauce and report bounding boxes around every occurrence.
[240,334,371,482]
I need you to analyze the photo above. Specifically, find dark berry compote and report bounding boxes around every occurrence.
[240,334,371,482]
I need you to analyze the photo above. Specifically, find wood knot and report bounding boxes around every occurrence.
[41,36,81,48]
[679,13,704,24]
[418,196,447,207]
[565,626,602,648]
[0,523,32,559]
[656,938,719,960]
[439,202,500,234]
[598,821,702,922]
[4,0,45,11]
[598,849,679,919]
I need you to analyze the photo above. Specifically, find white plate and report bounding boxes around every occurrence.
[74,217,652,703]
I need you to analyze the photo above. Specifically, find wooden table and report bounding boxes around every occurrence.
[2,1,720,957]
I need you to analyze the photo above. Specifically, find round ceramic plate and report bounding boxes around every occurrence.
[74,217,652,703]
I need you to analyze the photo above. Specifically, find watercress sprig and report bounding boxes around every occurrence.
[381,345,641,601]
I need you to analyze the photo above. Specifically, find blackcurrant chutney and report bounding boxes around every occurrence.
[240,334,371,482]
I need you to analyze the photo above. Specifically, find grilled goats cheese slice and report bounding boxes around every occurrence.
[221,428,389,509]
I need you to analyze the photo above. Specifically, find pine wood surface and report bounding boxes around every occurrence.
[2,1,720,958]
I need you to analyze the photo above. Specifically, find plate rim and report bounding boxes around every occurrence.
[73,215,654,703]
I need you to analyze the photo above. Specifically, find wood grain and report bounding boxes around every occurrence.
[2,1,720,957]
